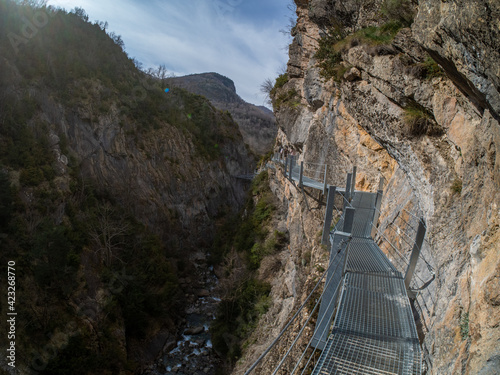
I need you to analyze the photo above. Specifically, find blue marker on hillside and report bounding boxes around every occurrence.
[164,88,170,93]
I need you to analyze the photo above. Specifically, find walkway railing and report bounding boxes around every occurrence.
[240,154,435,374]
[272,153,435,295]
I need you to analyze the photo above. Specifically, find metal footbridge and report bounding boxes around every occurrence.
[243,155,434,375]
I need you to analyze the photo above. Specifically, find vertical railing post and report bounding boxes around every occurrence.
[344,173,352,209]
[370,176,385,238]
[284,156,288,177]
[289,156,294,181]
[321,186,337,245]
[323,164,328,195]
[405,219,426,292]
[299,161,304,188]
[351,166,357,198]
[340,207,355,277]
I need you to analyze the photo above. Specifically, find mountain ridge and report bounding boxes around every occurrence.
[169,72,277,155]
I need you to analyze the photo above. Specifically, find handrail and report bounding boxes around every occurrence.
[265,152,431,373]
[243,235,345,375]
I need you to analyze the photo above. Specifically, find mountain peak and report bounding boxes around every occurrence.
[169,72,276,155]
[170,72,237,100]
[200,72,237,93]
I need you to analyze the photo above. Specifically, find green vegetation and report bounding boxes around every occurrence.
[380,0,415,28]
[460,311,469,340]
[211,278,271,362]
[421,57,445,79]
[315,33,343,81]
[315,0,415,81]
[211,171,278,265]
[250,230,287,270]
[210,171,286,365]
[315,21,403,81]
[406,56,445,80]
[271,73,289,96]
[274,88,300,110]
[0,164,180,373]
[0,1,248,373]
[403,103,442,137]
[451,178,463,194]
[257,149,274,169]
[266,73,300,111]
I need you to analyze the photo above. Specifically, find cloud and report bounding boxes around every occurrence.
[47,0,293,106]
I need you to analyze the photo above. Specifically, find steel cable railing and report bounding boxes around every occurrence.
[378,207,435,273]
[271,236,351,374]
[268,153,431,373]
[370,206,435,291]
[295,277,347,375]
[272,154,354,193]
[243,223,351,375]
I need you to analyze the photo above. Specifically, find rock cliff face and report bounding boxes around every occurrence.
[233,0,499,374]
[60,91,252,243]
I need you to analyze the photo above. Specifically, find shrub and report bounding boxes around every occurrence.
[274,89,300,110]
[249,230,287,269]
[460,312,469,340]
[272,73,289,93]
[20,166,45,186]
[403,104,442,137]
[270,73,294,109]
[422,57,444,79]
[251,170,270,195]
[315,34,342,80]
[211,278,271,363]
[357,22,403,45]
[451,178,463,194]
[407,56,445,80]
[380,0,415,27]
[315,21,402,81]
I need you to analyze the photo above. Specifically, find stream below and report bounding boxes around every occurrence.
[145,252,222,375]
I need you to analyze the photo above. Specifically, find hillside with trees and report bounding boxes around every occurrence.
[0,1,253,374]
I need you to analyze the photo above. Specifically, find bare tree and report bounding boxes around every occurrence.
[132,58,143,71]
[89,203,129,266]
[19,0,48,8]
[95,20,108,31]
[72,7,89,22]
[279,1,298,36]
[260,78,274,106]
[216,249,248,299]
[146,64,170,86]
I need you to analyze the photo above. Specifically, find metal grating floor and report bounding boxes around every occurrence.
[313,332,421,375]
[334,273,418,340]
[312,190,421,375]
[346,238,399,276]
[312,273,421,375]
[334,192,377,238]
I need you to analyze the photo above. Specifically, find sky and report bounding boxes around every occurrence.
[46,0,294,107]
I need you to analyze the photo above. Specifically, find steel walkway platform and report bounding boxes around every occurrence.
[289,164,346,192]
[312,191,422,375]
[272,157,422,374]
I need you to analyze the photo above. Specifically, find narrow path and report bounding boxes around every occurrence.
[261,156,423,374]
[312,192,421,374]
